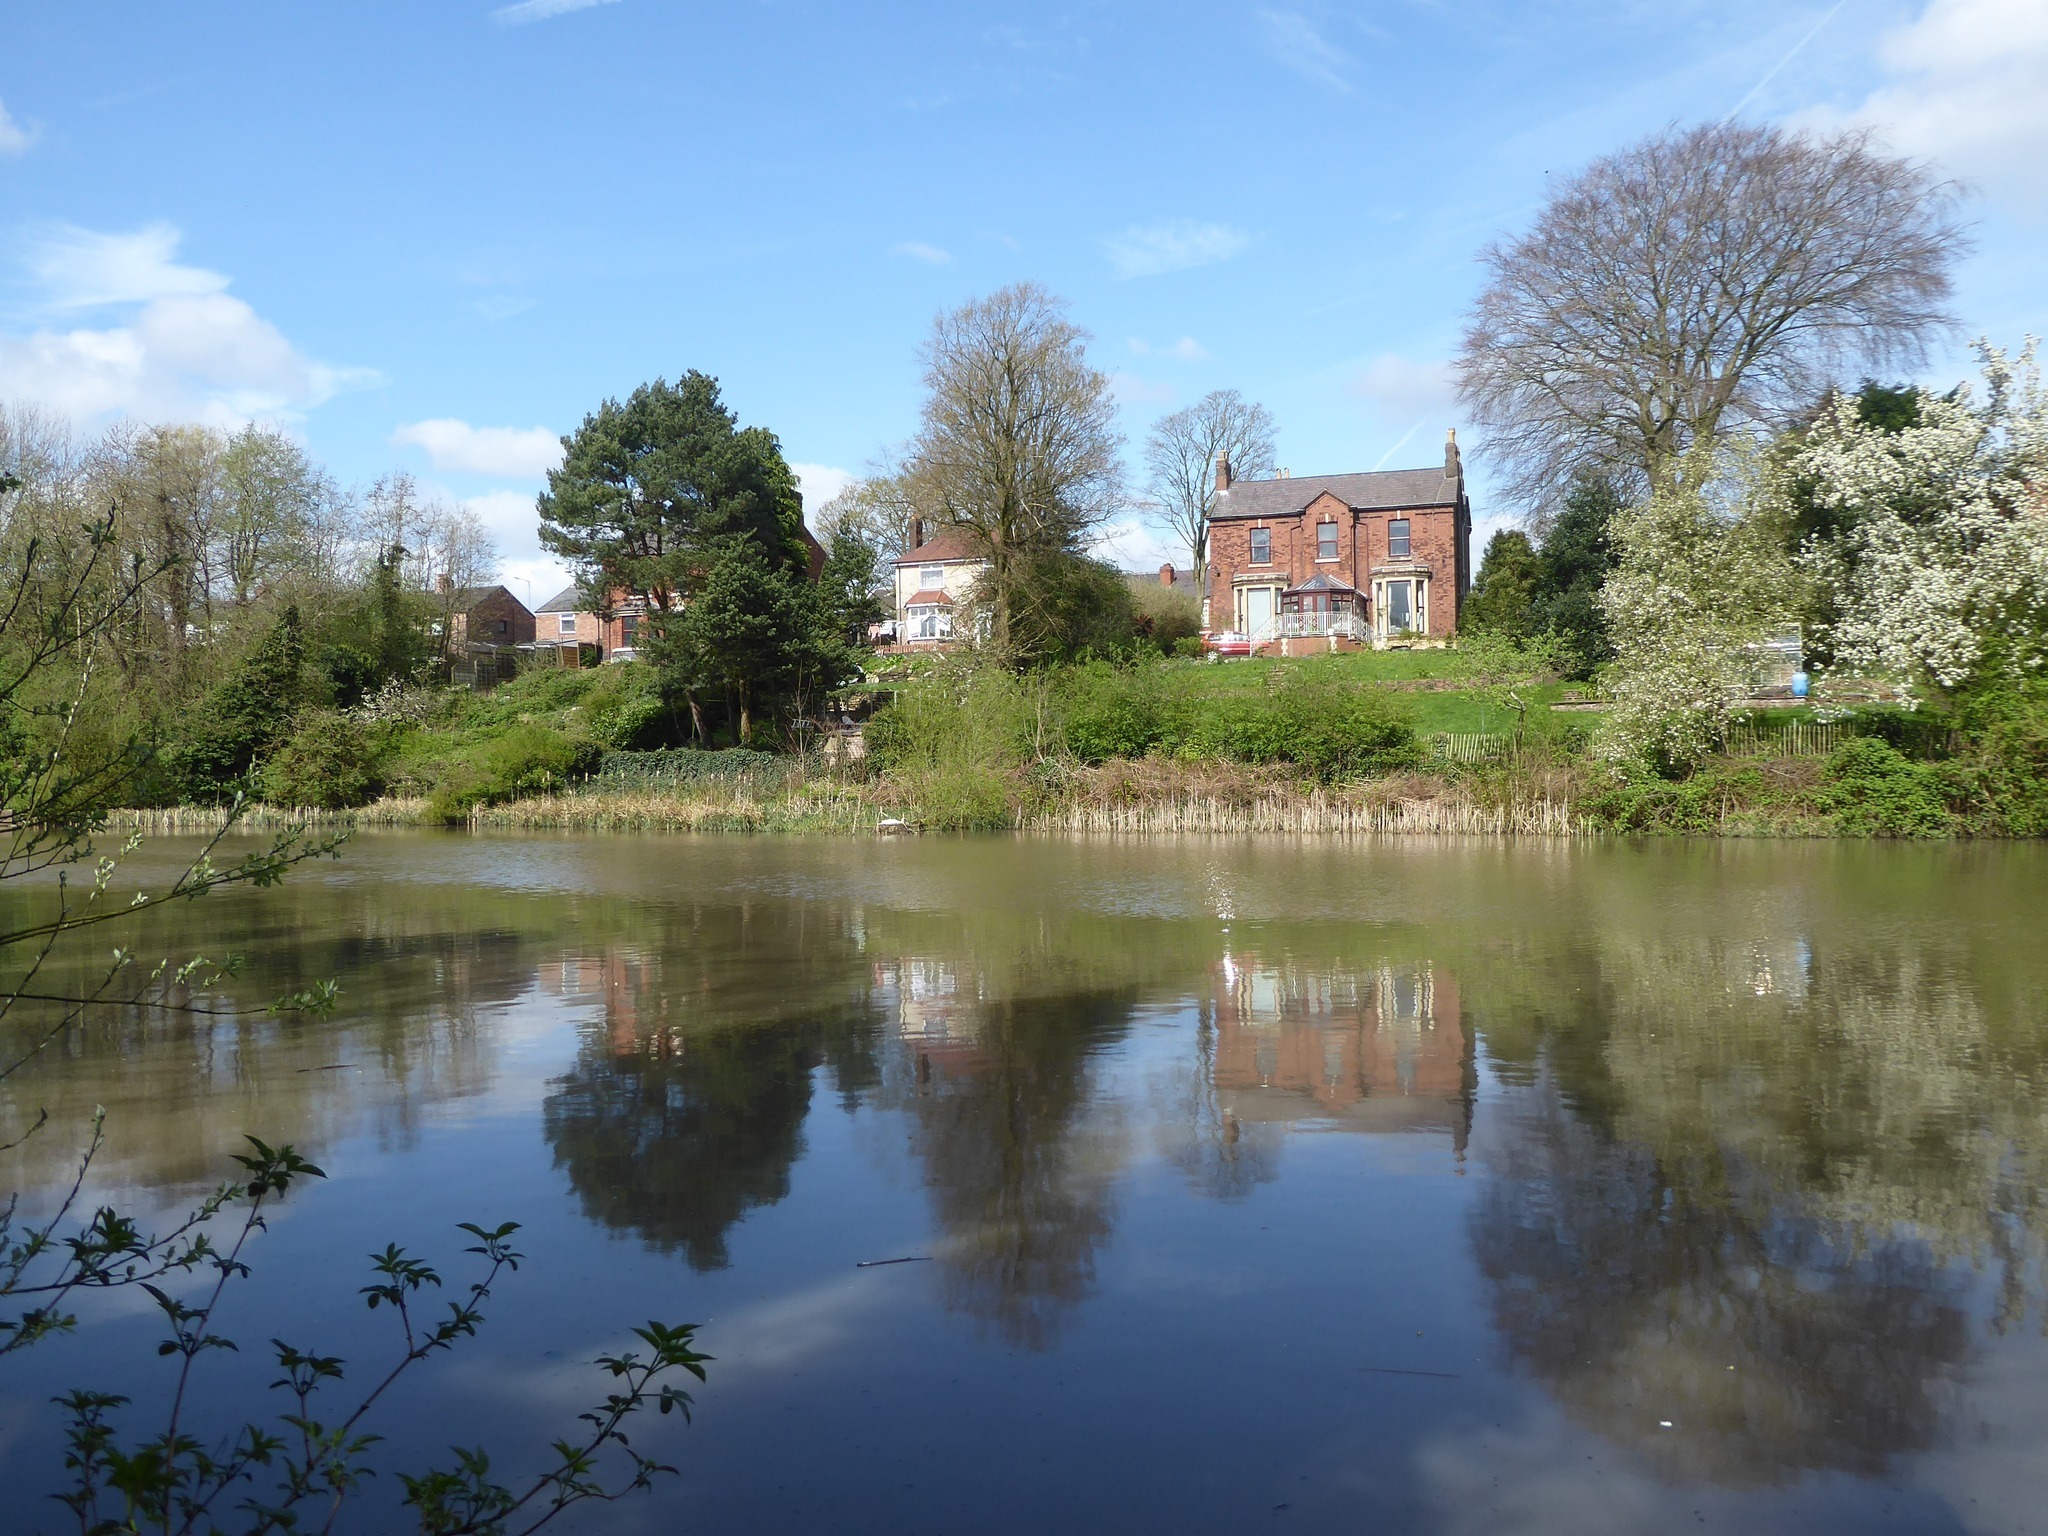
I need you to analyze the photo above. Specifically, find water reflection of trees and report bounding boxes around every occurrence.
[1467,925,2048,1484]
[539,911,879,1271]
[878,975,1134,1351]
[0,881,545,1200]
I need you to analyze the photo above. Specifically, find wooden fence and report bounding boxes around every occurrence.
[1722,719,1851,757]
[1430,732,1512,764]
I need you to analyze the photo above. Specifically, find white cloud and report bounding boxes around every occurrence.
[0,98,36,158]
[1090,516,1181,573]
[892,241,952,264]
[24,221,229,310]
[1129,335,1211,362]
[492,0,622,24]
[1108,370,1176,408]
[790,461,855,512]
[0,222,369,427]
[393,418,562,478]
[1257,10,1353,93]
[1347,353,1455,421]
[472,294,534,323]
[455,489,570,604]
[1831,0,2048,208]
[1106,220,1252,279]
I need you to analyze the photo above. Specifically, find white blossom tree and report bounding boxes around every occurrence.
[1597,452,1803,771]
[1783,340,2048,705]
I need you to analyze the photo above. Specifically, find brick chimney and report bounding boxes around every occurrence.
[437,571,453,595]
[1159,563,1176,587]
[1214,452,1232,495]
[1445,427,1462,477]
[909,515,925,550]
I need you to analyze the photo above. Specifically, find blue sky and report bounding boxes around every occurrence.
[2,0,2043,602]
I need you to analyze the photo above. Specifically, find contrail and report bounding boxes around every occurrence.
[1727,0,1848,119]
[1374,419,1425,470]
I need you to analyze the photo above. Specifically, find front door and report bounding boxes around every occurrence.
[1243,586,1276,642]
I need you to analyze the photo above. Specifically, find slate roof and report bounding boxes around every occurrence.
[1210,466,1460,521]
[449,584,527,613]
[894,527,985,565]
[536,586,586,613]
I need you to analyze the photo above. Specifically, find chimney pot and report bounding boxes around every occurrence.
[1445,427,1462,476]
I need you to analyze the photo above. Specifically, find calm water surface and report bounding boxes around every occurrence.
[3,833,2047,1534]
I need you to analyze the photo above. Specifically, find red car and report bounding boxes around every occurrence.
[1203,630,1253,658]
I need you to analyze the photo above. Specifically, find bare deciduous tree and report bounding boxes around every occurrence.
[903,282,1124,654]
[815,471,917,562]
[1142,389,1277,582]
[1455,121,1969,518]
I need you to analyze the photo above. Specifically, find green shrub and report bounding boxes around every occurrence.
[583,667,673,749]
[1172,636,1208,660]
[864,663,1039,773]
[1165,677,1416,779]
[1943,676,2048,835]
[1584,772,1726,833]
[913,764,1020,830]
[1849,706,1954,759]
[1131,582,1202,654]
[261,711,384,809]
[170,606,308,799]
[1819,738,1952,837]
[426,726,602,823]
[1057,662,1165,763]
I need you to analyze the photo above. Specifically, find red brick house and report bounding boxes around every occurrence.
[446,585,536,650]
[1204,431,1472,653]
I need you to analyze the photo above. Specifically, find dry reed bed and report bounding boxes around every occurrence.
[471,782,886,834]
[114,799,431,834]
[110,764,1592,838]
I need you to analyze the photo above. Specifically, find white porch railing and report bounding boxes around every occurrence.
[1277,609,1367,640]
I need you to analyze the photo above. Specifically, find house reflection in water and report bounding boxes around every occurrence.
[538,950,676,1056]
[1209,955,1474,1146]
[869,958,993,1088]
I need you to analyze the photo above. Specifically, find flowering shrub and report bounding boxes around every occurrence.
[1785,340,2048,704]
[1595,455,1803,773]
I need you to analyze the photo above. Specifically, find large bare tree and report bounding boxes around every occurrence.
[1455,121,1968,518]
[1142,389,1276,583]
[903,282,1124,655]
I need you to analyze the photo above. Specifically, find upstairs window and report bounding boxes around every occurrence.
[619,615,640,648]
[558,613,577,635]
[1316,523,1338,561]
[1388,518,1411,560]
[919,564,944,589]
[1249,527,1272,564]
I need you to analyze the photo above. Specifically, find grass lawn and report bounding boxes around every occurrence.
[1172,649,1569,735]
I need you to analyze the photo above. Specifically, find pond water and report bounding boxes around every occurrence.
[3,832,2048,1535]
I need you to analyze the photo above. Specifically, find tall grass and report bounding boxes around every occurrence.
[114,798,432,833]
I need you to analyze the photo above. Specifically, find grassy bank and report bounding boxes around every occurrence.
[111,645,2045,841]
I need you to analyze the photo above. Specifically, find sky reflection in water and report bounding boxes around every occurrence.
[2,834,2045,1535]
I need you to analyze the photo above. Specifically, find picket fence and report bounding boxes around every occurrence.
[1722,719,1851,758]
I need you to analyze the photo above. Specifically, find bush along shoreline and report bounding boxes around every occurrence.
[111,648,2048,840]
